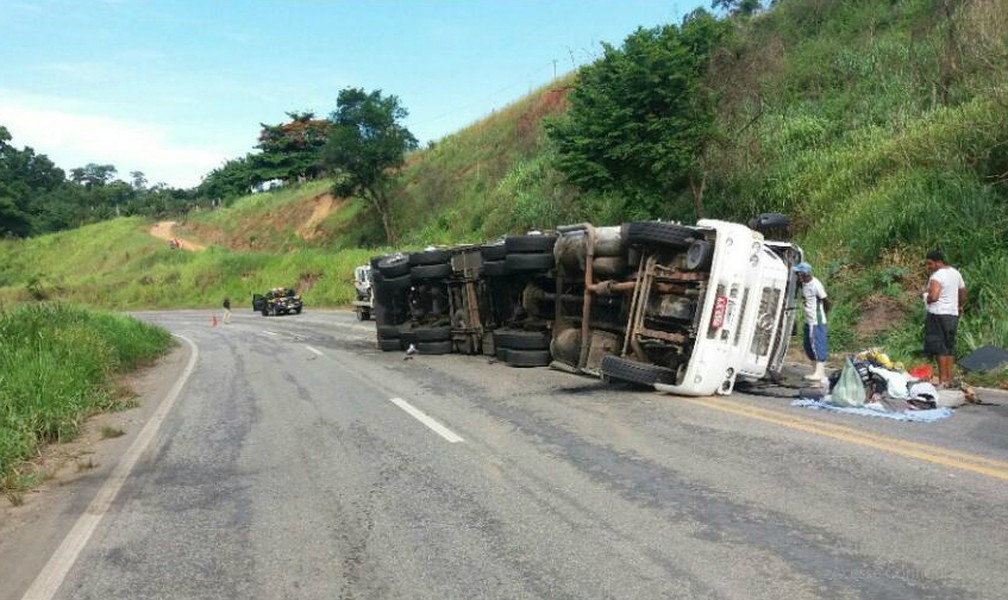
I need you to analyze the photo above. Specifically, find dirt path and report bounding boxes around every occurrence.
[148,221,206,251]
[296,193,343,240]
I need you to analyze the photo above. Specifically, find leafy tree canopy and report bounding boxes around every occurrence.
[322,87,418,244]
[546,9,729,218]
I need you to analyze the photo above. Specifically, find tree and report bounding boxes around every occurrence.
[197,154,260,200]
[711,0,762,17]
[546,11,729,219]
[130,170,148,191]
[322,88,418,244]
[69,163,117,188]
[255,111,331,182]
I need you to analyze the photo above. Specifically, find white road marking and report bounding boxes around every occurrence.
[21,335,200,600]
[261,330,279,336]
[305,345,324,356]
[389,397,464,443]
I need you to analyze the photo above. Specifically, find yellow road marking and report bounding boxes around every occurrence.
[679,396,1008,483]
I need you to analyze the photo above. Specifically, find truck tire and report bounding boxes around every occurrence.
[411,263,453,281]
[261,308,269,317]
[505,252,554,273]
[409,249,451,266]
[625,222,698,249]
[377,325,401,339]
[601,355,677,386]
[416,341,453,355]
[495,347,509,361]
[381,273,413,294]
[505,234,557,254]
[480,242,507,261]
[482,260,506,277]
[505,349,551,368]
[494,328,550,351]
[370,255,385,269]
[378,339,401,352]
[377,254,411,277]
[413,326,452,342]
[685,240,714,271]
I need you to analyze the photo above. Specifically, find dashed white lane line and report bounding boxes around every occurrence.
[261,330,279,336]
[305,345,324,356]
[389,397,464,444]
[22,334,200,600]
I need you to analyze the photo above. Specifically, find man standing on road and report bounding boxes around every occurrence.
[222,297,232,324]
[923,249,967,386]
[794,262,831,382]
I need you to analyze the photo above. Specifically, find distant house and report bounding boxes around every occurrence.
[250,178,285,194]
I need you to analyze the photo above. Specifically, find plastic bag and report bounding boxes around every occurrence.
[830,358,867,407]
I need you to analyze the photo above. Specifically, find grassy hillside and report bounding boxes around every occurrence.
[1,0,1004,381]
[0,217,379,309]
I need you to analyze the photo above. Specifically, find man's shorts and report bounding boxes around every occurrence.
[924,312,959,356]
[803,323,828,362]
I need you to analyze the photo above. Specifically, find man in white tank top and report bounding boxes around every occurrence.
[923,249,967,385]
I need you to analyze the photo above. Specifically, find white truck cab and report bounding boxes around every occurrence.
[611,219,802,396]
[652,220,801,396]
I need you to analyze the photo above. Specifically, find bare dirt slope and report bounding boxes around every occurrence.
[148,220,206,251]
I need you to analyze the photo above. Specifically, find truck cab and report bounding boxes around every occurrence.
[602,219,803,396]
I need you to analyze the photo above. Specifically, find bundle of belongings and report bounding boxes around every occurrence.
[792,349,974,422]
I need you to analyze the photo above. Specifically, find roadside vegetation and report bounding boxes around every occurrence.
[0,217,380,309]
[0,0,1004,383]
[0,304,172,501]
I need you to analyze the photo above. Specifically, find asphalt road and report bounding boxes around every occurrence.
[4,309,1008,599]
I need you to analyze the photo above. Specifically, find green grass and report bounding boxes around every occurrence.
[0,218,387,309]
[0,304,172,496]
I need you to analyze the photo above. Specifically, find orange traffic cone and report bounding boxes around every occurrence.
[211,315,218,327]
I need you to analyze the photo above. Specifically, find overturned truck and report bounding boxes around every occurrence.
[367,216,803,396]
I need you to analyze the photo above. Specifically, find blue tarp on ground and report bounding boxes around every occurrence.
[792,399,954,423]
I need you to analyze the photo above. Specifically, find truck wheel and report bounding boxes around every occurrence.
[409,249,451,266]
[482,260,506,277]
[411,263,453,281]
[625,222,698,249]
[377,325,401,339]
[361,309,371,321]
[504,252,554,273]
[505,235,558,254]
[685,240,714,271]
[294,307,302,315]
[261,308,269,317]
[377,254,411,277]
[480,242,507,261]
[378,339,401,352]
[382,273,413,293]
[600,355,677,386]
[416,341,453,355]
[493,328,550,350]
[505,349,551,368]
[413,326,452,342]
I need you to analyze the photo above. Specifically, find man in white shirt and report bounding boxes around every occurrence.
[794,262,831,381]
[923,249,967,385]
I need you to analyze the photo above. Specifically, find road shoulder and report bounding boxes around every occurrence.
[0,343,192,600]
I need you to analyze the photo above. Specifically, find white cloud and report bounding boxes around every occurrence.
[0,94,229,188]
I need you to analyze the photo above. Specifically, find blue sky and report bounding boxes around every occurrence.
[1,1,706,188]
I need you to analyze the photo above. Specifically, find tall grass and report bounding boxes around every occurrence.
[0,304,172,490]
